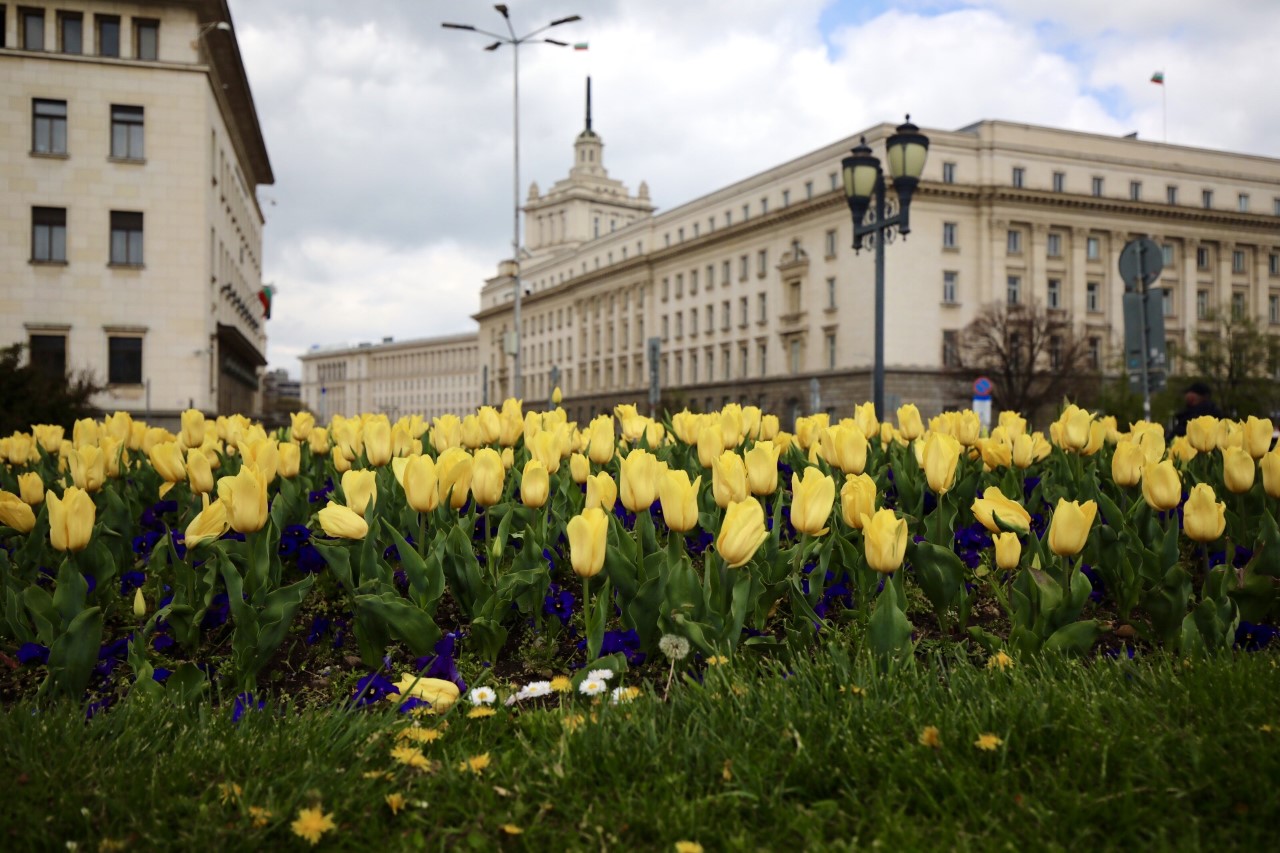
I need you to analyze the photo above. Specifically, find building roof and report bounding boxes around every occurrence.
[194,0,274,187]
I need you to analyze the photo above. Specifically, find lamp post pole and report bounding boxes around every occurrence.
[842,117,929,419]
[443,6,581,402]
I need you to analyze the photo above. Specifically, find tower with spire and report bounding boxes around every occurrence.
[523,77,654,259]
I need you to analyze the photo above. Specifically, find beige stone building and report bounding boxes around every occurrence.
[0,0,272,424]
[298,333,480,424]
[473,115,1280,424]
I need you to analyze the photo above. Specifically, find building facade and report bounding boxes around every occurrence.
[0,0,273,425]
[299,333,480,423]
[473,116,1280,425]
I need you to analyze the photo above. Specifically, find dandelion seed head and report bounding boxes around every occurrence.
[659,634,691,661]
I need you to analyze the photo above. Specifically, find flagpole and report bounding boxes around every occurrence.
[1162,79,1167,142]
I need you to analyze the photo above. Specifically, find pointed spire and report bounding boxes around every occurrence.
[585,76,592,133]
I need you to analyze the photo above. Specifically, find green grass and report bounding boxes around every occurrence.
[2,646,1278,851]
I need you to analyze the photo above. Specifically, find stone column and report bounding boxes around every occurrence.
[1070,227,1089,335]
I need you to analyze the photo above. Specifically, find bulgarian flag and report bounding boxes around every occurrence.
[258,284,275,319]
[1150,71,1164,84]
[574,42,588,50]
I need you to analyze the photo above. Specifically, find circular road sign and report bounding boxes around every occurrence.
[1118,238,1164,292]
[973,376,993,398]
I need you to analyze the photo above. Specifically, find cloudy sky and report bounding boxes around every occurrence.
[226,0,1280,376]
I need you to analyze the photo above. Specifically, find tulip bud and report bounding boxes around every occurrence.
[0,491,37,533]
[697,424,725,469]
[477,406,502,446]
[586,416,615,465]
[17,472,44,506]
[521,460,550,509]
[567,507,608,578]
[840,474,877,529]
[789,467,835,536]
[860,508,908,573]
[1262,448,1280,499]
[47,486,95,552]
[922,432,962,495]
[1141,460,1181,511]
[431,415,462,454]
[820,424,868,476]
[470,448,505,507]
[133,587,147,618]
[1187,415,1218,453]
[585,471,617,512]
[341,468,378,517]
[1222,446,1256,495]
[619,449,661,512]
[716,497,768,568]
[1243,416,1273,460]
[317,500,369,539]
[501,446,514,471]
[216,466,269,534]
[711,451,748,509]
[569,452,590,484]
[1183,483,1226,543]
[402,455,440,513]
[970,486,1031,534]
[186,448,215,495]
[290,411,315,442]
[180,409,205,450]
[744,441,781,496]
[1058,405,1093,452]
[552,386,563,405]
[307,427,330,456]
[1047,498,1098,557]
[759,414,780,441]
[69,445,106,494]
[896,404,924,441]
[1111,440,1145,488]
[436,447,473,509]
[659,470,701,533]
[993,532,1021,570]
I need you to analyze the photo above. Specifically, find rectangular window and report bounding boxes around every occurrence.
[661,316,668,341]
[1049,335,1063,370]
[58,11,81,53]
[1238,193,1250,213]
[110,105,144,160]
[1270,254,1279,276]
[1233,250,1246,274]
[1162,287,1174,317]
[759,342,768,375]
[1129,180,1142,201]
[1012,167,1025,188]
[739,255,748,281]
[724,211,732,227]
[1271,294,1280,325]
[826,333,836,370]
[789,339,801,374]
[1046,233,1062,257]
[1162,244,1175,266]
[782,189,790,207]
[109,211,144,265]
[690,269,698,295]
[675,273,683,298]
[32,98,68,155]
[1197,289,1209,319]
[1087,236,1100,261]
[134,18,158,60]
[825,229,837,257]
[1202,189,1214,209]
[1052,171,1065,192]
[720,260,729,285]
[677,227,684,242]
[21,6,43,49]
[1088,338,1100,370]
[675,313,683,339]
[758,293,767,324]
[29,334,67,378]
[1091,176,1104,197]
[1274,198,1280,216]
[97,15,120,57]
[661,277,669,300]
[31,206,67,262]
[1047,278,1061,309]
[829,172,838,191]
[1167,185,1178,205]
[804,180,813,200]
[739,297,748,327]
[742,203,749,221]
[1006,275,1021,306]
[942,271,958,304]
[826,277,836,310]
[1087,281,1100,313]
[1197,246,1210,269]
[721,301,730,331]
[1232,291,1247,320]
[690,353,698,381]
[706,264,715,288]
[741,345,749,377]
[942,222,957,249]
[942,330,959,368]
[942,162,956,184]
[1007,229,1022,253]
[706,350,714,381]
[108,336,142,384]
[757,249,767,277]
[760,197,769,214]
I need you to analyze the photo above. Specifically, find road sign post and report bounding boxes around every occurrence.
[972,375,993,431]
[1119,238,1166,422]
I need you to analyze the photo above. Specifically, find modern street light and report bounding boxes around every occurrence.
[443,6,581,402]
[841,116,929,419]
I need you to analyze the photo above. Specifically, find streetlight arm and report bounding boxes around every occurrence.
[543,38,569,46]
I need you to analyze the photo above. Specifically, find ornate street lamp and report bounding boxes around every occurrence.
[842,116,929,418]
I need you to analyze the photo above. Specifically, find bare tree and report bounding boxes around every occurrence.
[1185,310,1280,418]
[954,301,1099,422]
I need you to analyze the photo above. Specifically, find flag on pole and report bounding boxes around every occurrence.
[574,42,588,50]
[1150,71,1164,85]
[258,284,275,319]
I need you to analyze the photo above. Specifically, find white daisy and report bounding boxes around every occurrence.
[469,686,497,706]
[585,668,615,682]
[517,680,552,700]
[610,685,640,704]
[579,678,606,697]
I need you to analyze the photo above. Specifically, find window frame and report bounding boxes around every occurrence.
[134,18,159,60]
[58,10,81,53]
[107,335,143,385]
[942,271,958,305]
[1006,275,1021,306]
[942,222,957,249]
[32,98,68,155]
[109,210,144,266]
[21,5,44,50]
[97,14,120,57]
[31,206,67,263]
[110,104,144,161]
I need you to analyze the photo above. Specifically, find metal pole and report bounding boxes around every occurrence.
[511,40,523,401]
[1137,248,1152,422]
[873,174,887,417]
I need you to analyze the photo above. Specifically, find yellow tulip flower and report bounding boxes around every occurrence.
[1183,483,1226,543]
[431,414,462,454]
[1186,415,1218,453]
[716,497,768,568]
[1261,448,1280,499]
[619,449,661,512]
[789,467,835,536]
[402,455,440,513]
[17,472,44,506]
[363,417,392,467]
[569,452,590,484]
[341,469,379,517]
[1047,498,1098,557]
[896,404,924,441]
[1222,446,1256,495]
[436,447,473,509]
[70,445,106,493]
[0,491,36,534]
[290,411,315,442]
[820,424,868,475]
[697,424,725,469]
[922,432,962,495]
[994,532,1022,570]
[860,508,908,573]
[277,442,301,480]
[48,486,95,552]
[1140,460,1181,511]
[744,440,781,496]
[711,450,748,509]
[184,498,229,548]
[521,460,550,509]
[217,466,269,534]
[318,501,370,540]
[659,470,701,533]
[187,448,215,495]
[970,486,1031,534]
[586,471,617,512]
[840,473,877,529]
[1111,440,1145,488]
[1243,416,1273,460]
[567,507,609,578]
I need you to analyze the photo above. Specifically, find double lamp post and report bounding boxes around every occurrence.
[841,117,929,418]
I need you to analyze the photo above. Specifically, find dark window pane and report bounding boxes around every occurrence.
[98,17,119,56]
[110,105,143,159]
[60,14,81,53]
[110,211,143,264]
[23,10,43,49]
[108,337,142,384]
[29,335,66,377]
[135,21,157,60]
[32,207,66,262]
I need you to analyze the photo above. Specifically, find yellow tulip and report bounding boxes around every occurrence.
[242,438,279,484]
[459,414,483,450]
[276,443,301,480]
[180,409,205,450]
[470,448,505,507]
[391,674,459,712]
[70,445,106,493]
[759,414,780,441]
[744,440,781,496]
[978,436,1012,469]
[133,587,147,617]
[1058,404,1093,452]
[671,410,701,446]
[585,471,617,512]
[47,486,95,552]
[477,406,502,446]
[431,415,462,454]
[1047,498,1098,557]
[187,448,215,495]
[922,432,962,495]
[711,451,748,509]
[402,455,440,513]
[853,402,878,441]
[644,420,666,448]
[17,472,44,506]
[587,416,615,465]
[1168,435,1196,463]
[1140,460,1181,511]
[1082,421,1107,456]
[308,427,330,456]
[1222,446,1256,495]
[217,466,269,534]
[1111,440,1145,487]
[1183,483,1226,543]
[32,424,64,454]
[360,417,390,467]
[1217,419,1242,452]
[999,411,1027,437]
[339,468,377,518]
[659,470,701,533]
[789,467,835,536]
[149,441,186,485]
[1242,416,1273,459]
[319,501,370,539]
[716,497,768,569]
[970,486,1031,534]
[954,410,981,447]
[184,499,229,548]
[520,460,550,509]
[552,386,563,405]
[103,411,132,444]
[720,405,745,449]
[499,404,524,448]
[569,452,590,484]
[529,430,562,474]
[840,473,877,529]
[436,448,473,509]
[1010,433,1036,469]
[1262,448,1280,499]
[619,449,661,512]
[1134,423,1166,464]
[290,411,315,442]
[994,532,1022,570]
[72,418,100,450]
[0,491,36,533]
[820,424,868,475]
[896,404,924,441]
[332,445,352,474]
[567,507,609,578]
[742,406,762,441]
[1186,415,1219,453]
[860,508,908,573]
[697,425,725,469]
